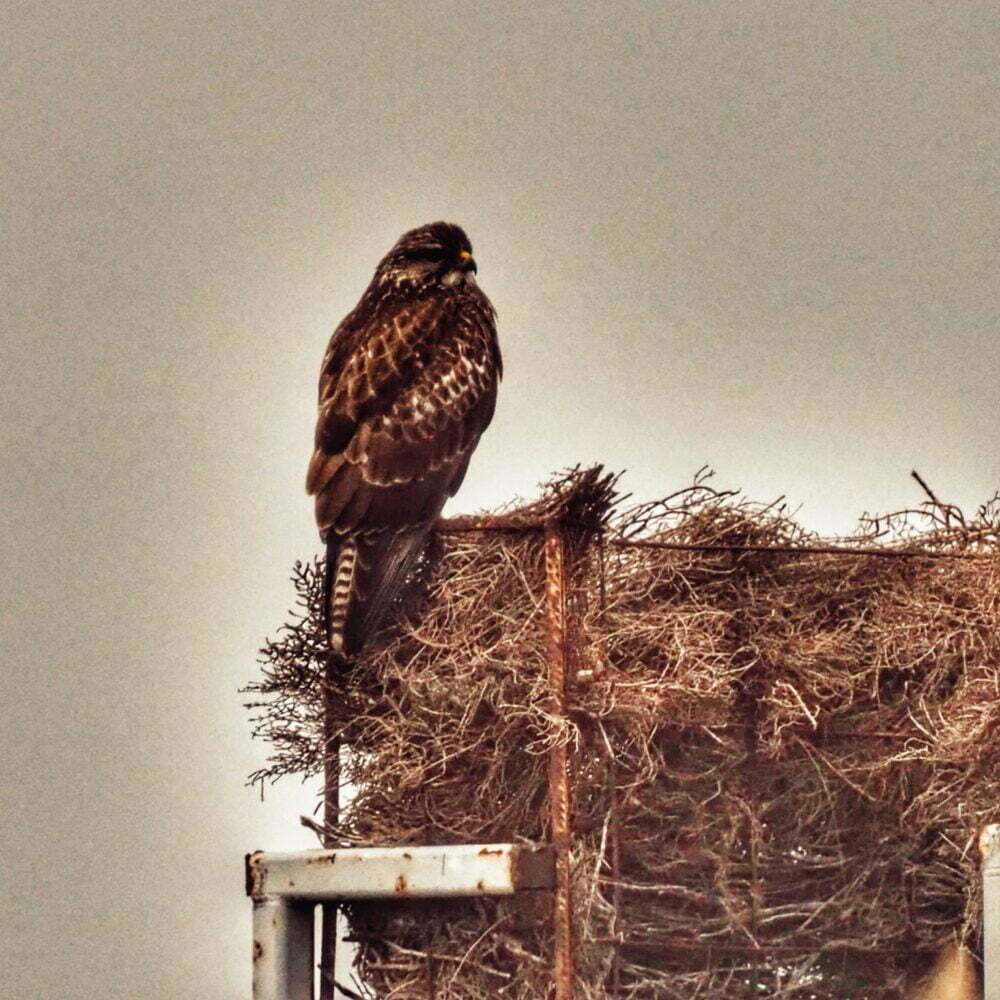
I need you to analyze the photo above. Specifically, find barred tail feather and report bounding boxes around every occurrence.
[325,529,429,656]
[324,537,358,654]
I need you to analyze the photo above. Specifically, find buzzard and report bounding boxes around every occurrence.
[307,222,502,655]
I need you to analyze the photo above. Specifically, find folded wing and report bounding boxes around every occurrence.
[307,289,499,654]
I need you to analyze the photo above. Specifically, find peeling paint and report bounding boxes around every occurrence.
[245,851,265,898]
[305,852,337,866]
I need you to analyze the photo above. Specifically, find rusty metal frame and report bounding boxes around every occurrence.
[246,843,554,1000]
[435,514,993,560]
[544,523,576,1000]
[320,665,341,1000]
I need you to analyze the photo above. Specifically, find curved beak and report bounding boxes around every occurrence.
[458,250,477,274]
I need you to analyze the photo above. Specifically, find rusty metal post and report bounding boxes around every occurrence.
[320,661,341,1000]
[246,844,555,998]
[544,523,575,1000]
[596,534,620,994]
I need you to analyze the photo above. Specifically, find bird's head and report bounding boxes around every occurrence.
[376,221,479,290]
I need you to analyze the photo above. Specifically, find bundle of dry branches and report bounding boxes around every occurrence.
[246,468,1000,998]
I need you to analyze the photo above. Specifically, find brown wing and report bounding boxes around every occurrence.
[307,289,499,540]
[307,286,499,656]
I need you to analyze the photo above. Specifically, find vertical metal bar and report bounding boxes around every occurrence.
[253,898,315,1000]
[732,605,763,989]
[748,809,761,996]
[608,758,622,996]
[597,532,620,995]
[594,530,608,680]
[982,825,1000,1000]
[320,662,341,1000]
[544,524,575,1000]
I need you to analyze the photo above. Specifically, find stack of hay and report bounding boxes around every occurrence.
[248,469,1000,998]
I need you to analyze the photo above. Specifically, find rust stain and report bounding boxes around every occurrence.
[244,852,263,898]
[253,940,263,964]
[306,852,337,866]
[394,875,408,893]
[402,852,412,860]
[509,845,556,891]
[476,879,486,892]
[478,847,502,857]
[545,525,576,1000]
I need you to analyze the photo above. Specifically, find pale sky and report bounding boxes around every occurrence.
[3,3,998,998]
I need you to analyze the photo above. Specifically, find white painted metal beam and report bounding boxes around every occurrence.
[246,843,553,999]
[984,825,1000,1000]
[252,898,314,1000]
[246,842,554,902]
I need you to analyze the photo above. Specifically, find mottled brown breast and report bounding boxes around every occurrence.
[307,273,500,540]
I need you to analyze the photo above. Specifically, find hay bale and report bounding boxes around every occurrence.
[247,468,1000,998]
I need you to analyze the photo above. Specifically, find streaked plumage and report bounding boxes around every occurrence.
[307,222,501,655]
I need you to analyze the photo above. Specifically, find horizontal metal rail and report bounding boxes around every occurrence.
[435,516,995,560]
[247,842,554,901]
[246,843,554,1000]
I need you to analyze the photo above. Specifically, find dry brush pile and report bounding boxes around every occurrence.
[246,468,1000,999]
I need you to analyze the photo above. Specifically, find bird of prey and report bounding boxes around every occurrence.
[306,222,502,656]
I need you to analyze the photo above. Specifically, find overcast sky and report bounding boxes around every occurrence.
[3,3,998,998]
